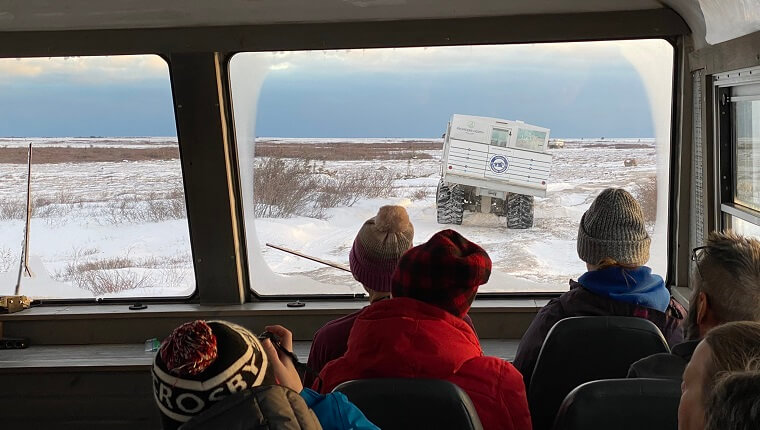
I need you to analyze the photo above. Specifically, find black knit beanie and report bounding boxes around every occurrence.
[152,320,271,429]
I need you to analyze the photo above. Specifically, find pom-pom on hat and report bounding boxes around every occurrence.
[349,205,415,293]
[577,188,651,266]
[159,320,218,377]
[391,229,491,317]
[152,320,269,429]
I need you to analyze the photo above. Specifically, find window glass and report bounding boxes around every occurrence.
[230,39,673,295]
[515,129,547,151]
[491,129,510,147]
[0,55,194,299]
[730,216,760,240]
[733,99,760,211]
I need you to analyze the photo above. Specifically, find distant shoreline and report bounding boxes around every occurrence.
[0,137,656,164]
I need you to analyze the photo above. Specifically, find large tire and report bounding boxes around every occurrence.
[506,193,534,229]
[436,180,464,225]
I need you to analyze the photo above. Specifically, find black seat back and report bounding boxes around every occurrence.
[333,378,483,430]
[529,316,670,430]
[552,378,681,430]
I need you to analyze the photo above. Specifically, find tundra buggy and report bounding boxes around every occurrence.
[437,114,552,229]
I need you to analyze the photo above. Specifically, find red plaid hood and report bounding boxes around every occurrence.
[392,229,491,318]
[314,297,531,430]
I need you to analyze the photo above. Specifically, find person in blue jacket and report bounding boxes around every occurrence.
[152,319,378,430]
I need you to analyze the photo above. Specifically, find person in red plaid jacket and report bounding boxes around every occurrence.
[313,229,531,430]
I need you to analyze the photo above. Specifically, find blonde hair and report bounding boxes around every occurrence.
[702,321,760,406]
[696,231,760,323]
[594,257,638,270]
[705,370,760,430]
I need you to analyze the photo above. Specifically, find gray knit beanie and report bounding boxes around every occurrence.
[349,206,414,293]
[577,188,651,266]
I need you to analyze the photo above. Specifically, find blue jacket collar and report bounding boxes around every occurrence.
[578,266,670,312]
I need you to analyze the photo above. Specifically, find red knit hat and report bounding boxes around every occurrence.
[391,229,491,317]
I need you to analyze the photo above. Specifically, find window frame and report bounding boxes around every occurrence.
[714,67,760,237]
[0,14,688,307]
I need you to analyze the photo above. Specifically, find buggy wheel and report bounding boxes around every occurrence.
[506,193,534,229]
[436,180,464,225]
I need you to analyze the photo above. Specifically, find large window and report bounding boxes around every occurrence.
[717,77,760,240]
[515,129,548,152]
[734,99,760,212]
[0,55,194,299]
[230,40,674,295]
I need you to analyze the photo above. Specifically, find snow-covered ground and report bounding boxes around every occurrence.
[250,139,663,295]
[0,138,665,299]
[0,137,177,149]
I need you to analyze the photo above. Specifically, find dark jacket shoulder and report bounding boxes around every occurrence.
[627,339,699,380]
[305,308,364,387]
[513,280,686,389]
[180,385,322,430]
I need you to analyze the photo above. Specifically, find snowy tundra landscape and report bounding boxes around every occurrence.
[0,137,664,299]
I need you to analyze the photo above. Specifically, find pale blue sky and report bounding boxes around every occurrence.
[0,41,672,138]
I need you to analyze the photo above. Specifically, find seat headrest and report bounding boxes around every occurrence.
[529,316,671,430]
[552,378,681,430]
[334,378,483,430]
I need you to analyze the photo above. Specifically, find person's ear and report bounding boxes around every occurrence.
[696,292,708,323]
[696,291,711,336]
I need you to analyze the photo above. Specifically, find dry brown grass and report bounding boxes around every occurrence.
[104,190,186,224]
[0,191,93,220]
[0,200,25,220]
[254,140,439,161]
[253,157,397,219]
[577,142,654,150]
[0,247,13,273]
[0,188,187,223]
[57,254,147,295]
[0,140,437,164]
[55,250,191,295]
[0,147,179,164]
[633,176,658,225]
[72,256,135,273]
[408,188,430,201]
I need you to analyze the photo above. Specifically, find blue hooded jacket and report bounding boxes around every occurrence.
[578,265,670,312]
[301,388,379,430]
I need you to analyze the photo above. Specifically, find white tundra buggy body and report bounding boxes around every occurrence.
[437,114,552,228]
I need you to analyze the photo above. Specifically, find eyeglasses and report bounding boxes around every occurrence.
[691,245,709,280]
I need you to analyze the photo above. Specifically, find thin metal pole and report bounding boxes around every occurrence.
[15,143,33,295]
[265,243,351,272]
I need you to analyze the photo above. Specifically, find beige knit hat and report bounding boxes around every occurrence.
[349,206,414,292]
[577,188,651,266]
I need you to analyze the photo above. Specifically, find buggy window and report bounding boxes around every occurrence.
[491,129,510,147]
[515,129,547,152]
